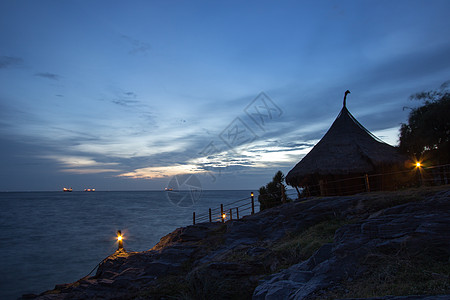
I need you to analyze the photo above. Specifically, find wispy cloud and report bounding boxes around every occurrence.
[61,168,121,174]
[0,56,23,69]
[35,72,61,80]
[112,99,139,106]
[44,155,121,174]
[112,91,139,107]
[118,164,205,179]
[191,139,314,172]
[121,34,151,55]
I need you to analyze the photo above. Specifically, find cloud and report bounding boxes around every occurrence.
[247,140,315,153]
[0,56,23,69]
[189,137,315,175]
[35,72,61,80]
[60,168,121,174]
[118,164,206,179]
[112,99,139,106]
[44,155,121,174]
[359,43,450,88]
[110,90,141,107]
[121,34,151,55]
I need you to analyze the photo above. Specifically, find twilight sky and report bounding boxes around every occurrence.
[1,0,449,191]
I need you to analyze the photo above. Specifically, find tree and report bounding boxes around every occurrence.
[399,81,450,165]
[258,170,287,211]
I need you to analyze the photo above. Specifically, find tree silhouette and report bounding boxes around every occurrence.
[258,170,287,211]
[399,82,450,165]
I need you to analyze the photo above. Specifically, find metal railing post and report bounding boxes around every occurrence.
[251,192,255,215]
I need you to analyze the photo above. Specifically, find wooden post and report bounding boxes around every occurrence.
[445,166,448,185]
[251,192,255,214]
[229,208,232,220]
[221,204,224,223]
[364,174,370,192]
[295,186,301,199]
[209,208,212,223]
[193,212,196,225]
[236,207,239,219]
[319,179,326,196]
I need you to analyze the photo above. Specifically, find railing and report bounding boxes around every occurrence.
[193,192,256,225]
[293,163,450,197]
[192,163,450,225]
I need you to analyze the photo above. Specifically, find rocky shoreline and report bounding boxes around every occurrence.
[24,186,450,299]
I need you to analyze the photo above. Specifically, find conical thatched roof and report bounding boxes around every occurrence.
[286,94,406,187]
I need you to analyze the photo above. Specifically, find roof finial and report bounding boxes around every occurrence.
[344,90,351,107]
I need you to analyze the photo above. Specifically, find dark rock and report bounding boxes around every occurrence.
[26,187,450,300]
[247,247,268,256]
[339,296,450,300]
[253,189,450,299]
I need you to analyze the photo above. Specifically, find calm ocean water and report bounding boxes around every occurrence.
[0,190,257,299]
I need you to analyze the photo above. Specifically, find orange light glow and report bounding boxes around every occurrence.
[251,192,254,197]
[416,162,421,168]
[117,235,122,241]
[222,213,226,219]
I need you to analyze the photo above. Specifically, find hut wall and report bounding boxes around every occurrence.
[372,164,413,191]
[323,174,366,196]
[300,165,411,197]
[302,174,367,197]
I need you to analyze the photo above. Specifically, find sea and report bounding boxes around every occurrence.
[0,190,258,300]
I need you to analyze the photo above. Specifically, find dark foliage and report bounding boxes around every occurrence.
[399,81,450,164]
[258,170,287,211]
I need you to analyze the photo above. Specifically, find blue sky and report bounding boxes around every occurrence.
[1,0,449,191]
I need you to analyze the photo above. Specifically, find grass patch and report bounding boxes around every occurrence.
[359,185,450,214]
[136,274,189,299]
[359,193,424,214]
[194,223,227,252]
[324,253,450,299]
[271,219,348,269]
[223,249,253,263]
[182,272,256,300]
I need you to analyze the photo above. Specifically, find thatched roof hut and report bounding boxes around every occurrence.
[286,91,407,196]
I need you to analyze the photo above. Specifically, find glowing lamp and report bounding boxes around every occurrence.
[117,230,124,250]
[416,162,421,168]
[251,192,254,197]
[222,213,226,220]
